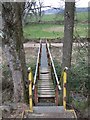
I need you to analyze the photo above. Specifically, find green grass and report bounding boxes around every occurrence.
[23,24,64,39]
[74,23,88,37]
[26,13,64,22]
[42,14,64,21]
[27,12,88,22]
[23,12,88,39]
[23,23,88,39]
[75,12,88,22]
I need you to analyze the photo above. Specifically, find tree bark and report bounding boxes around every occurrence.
[62,1,75,69]
[62,1,75,104]
[2,2,27,103]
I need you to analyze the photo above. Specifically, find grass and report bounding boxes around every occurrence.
[75,12,88,22]
[23,12,88,39]
[23,24,64,39]
[26,13,64,22]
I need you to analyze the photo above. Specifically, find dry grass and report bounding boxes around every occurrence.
[43,26,64,32]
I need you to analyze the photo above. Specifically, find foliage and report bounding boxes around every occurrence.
[72,99,88,110]
[26,62,36,77]
[68,45,88,94]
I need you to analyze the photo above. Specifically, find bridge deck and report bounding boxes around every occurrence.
[37,43,55,101]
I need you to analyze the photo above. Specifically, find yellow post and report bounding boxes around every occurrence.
[28,67,33,112]
[63,67,68,110]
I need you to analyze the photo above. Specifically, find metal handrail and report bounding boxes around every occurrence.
[46,41,61,90]
[61,67,68,109]
[32,41,41,90]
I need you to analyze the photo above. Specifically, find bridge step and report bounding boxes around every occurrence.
[40,76,51,80]
[40,67,50,73]
[38,88,55,90]
[38,91,55,95]
[38,89,55,92]
[38,79,53,82]
[38,94,55,97]
[38,83,53,85]
[38,85,54,87]
[36,103,56,106]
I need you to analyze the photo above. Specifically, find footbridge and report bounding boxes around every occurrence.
[22,40,77,118]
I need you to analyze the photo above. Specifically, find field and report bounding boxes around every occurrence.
[23,12,88,39]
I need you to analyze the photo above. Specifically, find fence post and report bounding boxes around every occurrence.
[63,67,68,110]
[28,67,33,112]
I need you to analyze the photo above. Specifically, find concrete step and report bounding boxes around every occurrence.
[24,106,76,118]
[33,106,65,113]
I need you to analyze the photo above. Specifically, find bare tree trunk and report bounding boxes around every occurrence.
[62,1,75,69]
[2,2,27,103]
[62,1,75,104]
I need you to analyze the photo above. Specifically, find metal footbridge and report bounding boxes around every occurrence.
[23,40,77,118]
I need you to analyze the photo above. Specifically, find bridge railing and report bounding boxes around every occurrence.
[46,41,61,91]
[60,67,68,110]
[33,40,41,90]
[32,40,42,104]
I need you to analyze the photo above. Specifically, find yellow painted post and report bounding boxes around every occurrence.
[63,67,68,110]
[28,67,33,112]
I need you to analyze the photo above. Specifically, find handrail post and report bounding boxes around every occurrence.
[34,85,38,105]
[55,85,58,106]
[28,67,33,112]
[63,67,68,110]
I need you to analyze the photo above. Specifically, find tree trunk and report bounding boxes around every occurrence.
[62,1,75,69]
[2,2,27,103]
[62,1,75,104]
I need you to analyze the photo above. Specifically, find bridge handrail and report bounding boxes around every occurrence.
[46,41,61,91]
[33,41,41,90]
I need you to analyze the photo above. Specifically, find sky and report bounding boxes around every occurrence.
[42,0,90,8]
